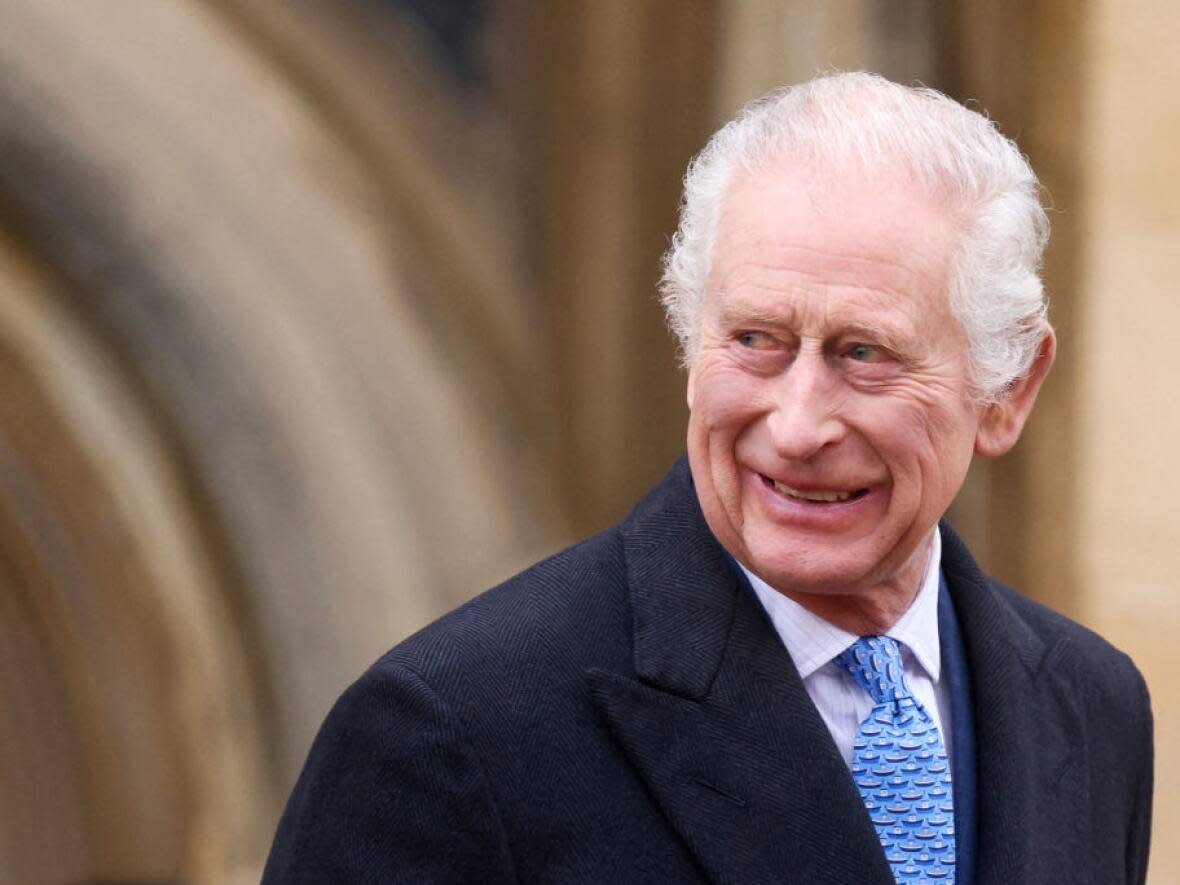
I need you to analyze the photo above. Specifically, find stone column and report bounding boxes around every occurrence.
[1073,4,1180,880]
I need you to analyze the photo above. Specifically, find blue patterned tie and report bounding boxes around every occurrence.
[837,636,955,883]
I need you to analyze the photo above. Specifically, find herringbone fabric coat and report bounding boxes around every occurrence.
[264,458,1152,884]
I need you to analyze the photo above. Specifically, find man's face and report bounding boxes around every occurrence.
[687,162,983,600]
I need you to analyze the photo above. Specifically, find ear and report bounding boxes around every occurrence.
[686,367,696,410]
[975,327,1056,459]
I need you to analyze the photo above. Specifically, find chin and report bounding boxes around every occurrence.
[740,528,895,596]
[750,559,874,597]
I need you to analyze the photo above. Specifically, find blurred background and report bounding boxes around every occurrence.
[0,0,1175,882]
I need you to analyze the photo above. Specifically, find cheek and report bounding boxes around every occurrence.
[917,398,982,457]
[689,366,768,432]
[860,397,977,472]
[891,404,979,495]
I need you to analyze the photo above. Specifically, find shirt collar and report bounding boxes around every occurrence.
[741,527,943,682]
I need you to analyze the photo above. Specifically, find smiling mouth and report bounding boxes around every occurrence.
[761,475,870,503]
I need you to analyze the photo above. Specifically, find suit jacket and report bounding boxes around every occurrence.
[263,458,1153,884]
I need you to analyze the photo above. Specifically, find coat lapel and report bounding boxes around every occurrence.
[940,524,1086,885]
[588,461,894,885]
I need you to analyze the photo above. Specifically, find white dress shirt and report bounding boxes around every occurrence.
[741,528,952,768]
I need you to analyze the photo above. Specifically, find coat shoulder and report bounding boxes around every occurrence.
[941,521,1148,704]
[991,578,1145,685]
[976,574,1152,744]
[370,457,700,696]
[372,523,635,698]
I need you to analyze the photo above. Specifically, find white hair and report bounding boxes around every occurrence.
[659,72,1050,403]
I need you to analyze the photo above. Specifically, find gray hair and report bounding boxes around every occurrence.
[659,72,1050,403]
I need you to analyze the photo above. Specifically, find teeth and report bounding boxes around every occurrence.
[772,480,853,503]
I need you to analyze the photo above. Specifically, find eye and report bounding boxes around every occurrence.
[737,330,776,349]
[845,343,884,363]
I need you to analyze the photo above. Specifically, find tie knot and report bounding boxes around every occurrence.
[838,636,912,706]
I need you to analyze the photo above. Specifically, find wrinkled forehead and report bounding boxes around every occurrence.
[708,158,965,297]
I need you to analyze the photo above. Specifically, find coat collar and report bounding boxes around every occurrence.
[617,460,1060,698]
[619,456,738,699]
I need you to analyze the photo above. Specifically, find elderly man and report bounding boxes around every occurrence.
[264,73,1152,884]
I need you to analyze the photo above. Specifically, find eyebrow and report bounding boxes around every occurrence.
[717,302,922,361]
[720,302,906,341]
[717,301,794,329]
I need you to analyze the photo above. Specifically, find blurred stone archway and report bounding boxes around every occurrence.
[0,1,565,880]
[1,1,1176,882]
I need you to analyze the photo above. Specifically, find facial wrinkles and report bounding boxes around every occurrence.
[714,275,927,355]
[728,301,967,494]
[701,295,972,438]
[712,195,955,324]
[713,228,942,288]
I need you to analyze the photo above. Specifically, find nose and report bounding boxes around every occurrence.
[766,351,846,460]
